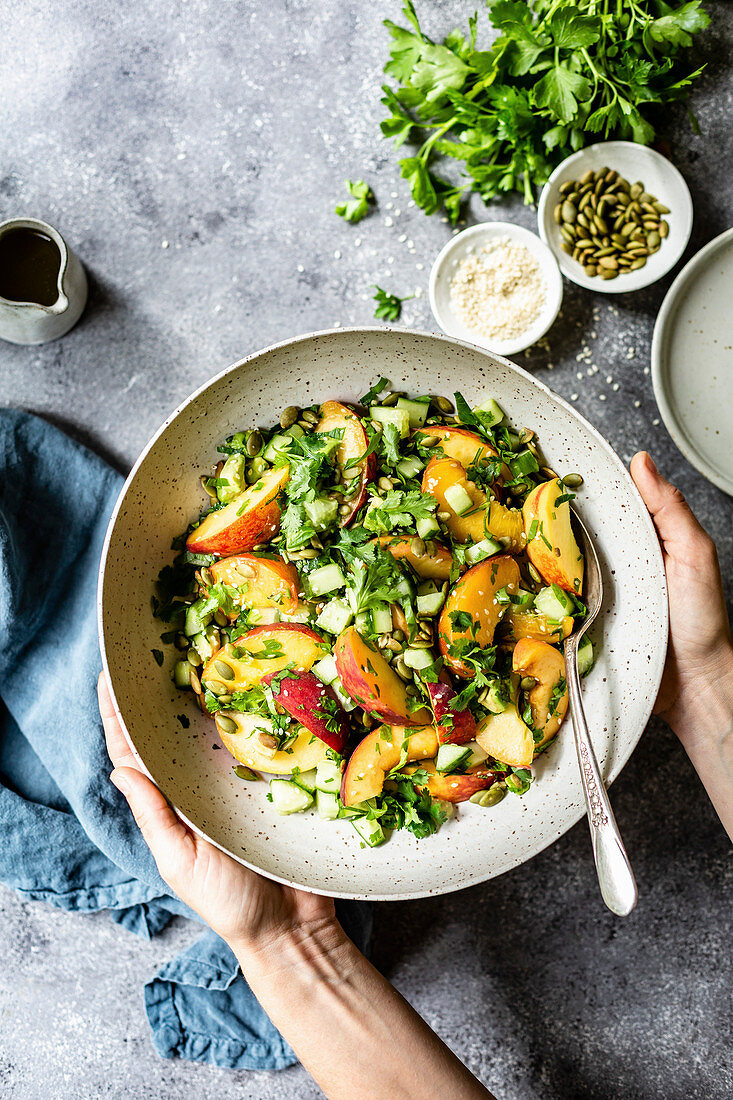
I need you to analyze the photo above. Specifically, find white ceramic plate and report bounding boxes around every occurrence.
[652,227,733,496]
[429,222,563,355]
[538,140,693,293]
[98,328,668,901]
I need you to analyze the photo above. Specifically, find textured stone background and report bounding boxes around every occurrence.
[0,2,731,1098]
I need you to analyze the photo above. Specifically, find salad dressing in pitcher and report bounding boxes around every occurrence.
[0,226,61,307]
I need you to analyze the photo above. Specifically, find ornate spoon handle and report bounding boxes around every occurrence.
[565,635,638,916]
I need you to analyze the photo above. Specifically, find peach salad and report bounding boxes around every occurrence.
[153,383,593,846]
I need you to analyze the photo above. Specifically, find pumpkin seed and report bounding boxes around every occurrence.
[653,202,670,215]
[301,409,320,426]
[187,649,203,668]
[629,257,647,270]
[338,503,352,516]
[394,657,412,681]
[646,231,660,249]
[470,786,506,808]
[419,433,440,448]
[562,472,583,488]
[560,179,576,194]
[520,676,537,691]
[527,562,543,585]
[410,536,427,557]
[175,633,189,650]
[659,220,669,238]
[214,659,235,681]
[561,201,577,224]
[629,182,643,200]
[411,637,434,649]
[392,629,405,642]
[189,669,202,694]
[378,476,394,491]
[580,169,595,186]
[437,510,452,522]
[380,391,400,407]
[213,609,228,627]
[217,694,232,705]
[583,263,598,277]
[258,731,279,751]
[246,430,263,456]
[233,765,259,781]
[200,475,217,499]
[540,466,559,480]
[433,395,454,413]
[280,406,300,430]
[553,203,563,225]
[600,268,619,280]
[560,242,572,255]
[599,257,618,271]
[217,714,238,734]
[207,680,230,696]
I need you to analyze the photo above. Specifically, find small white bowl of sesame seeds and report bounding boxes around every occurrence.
[429,222,563,357]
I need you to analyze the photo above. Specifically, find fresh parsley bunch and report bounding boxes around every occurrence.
[381,0,709,219]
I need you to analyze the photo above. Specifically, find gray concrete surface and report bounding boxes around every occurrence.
[0,2,732,1098]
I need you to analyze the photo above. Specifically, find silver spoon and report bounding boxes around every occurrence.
[564,509,638,916]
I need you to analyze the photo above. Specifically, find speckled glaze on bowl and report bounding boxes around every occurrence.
[98,328,668,901]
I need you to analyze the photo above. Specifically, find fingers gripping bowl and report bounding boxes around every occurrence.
[99,329,667,900]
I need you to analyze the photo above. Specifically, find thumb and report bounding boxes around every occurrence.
[630,452,703,549]
[110,766,194,875]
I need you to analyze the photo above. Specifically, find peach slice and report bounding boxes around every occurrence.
[208,554,300,615]
[202,623,328,693]
[422,458,523,550]
[263,669,348,753]
[476,702,535,768]
[187,466,289,555]
[438,556,521,677]
[214,710,329,775]
[523,478,584,594]
[316,400,376,525]
[377,535,453,581]
[503,608,573,645]
[414,425,496,469]
[340,723,439,806]
[512,637,568,750]
[334,627,432,726]
[410,760,499,803]
[426,681,477,745]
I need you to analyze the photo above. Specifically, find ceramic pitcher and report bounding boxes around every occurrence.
[0,217,88,345]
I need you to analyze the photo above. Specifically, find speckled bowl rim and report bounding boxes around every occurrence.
[651,227,733,497]
[98,326,668,901]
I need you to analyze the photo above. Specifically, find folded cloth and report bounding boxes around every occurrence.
[0,409,371,1070]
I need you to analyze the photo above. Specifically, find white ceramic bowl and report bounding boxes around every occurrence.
[98,328,668,901]
[429,222,563,355]
[537,140,693,293]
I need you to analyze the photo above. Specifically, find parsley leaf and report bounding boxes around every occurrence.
[372,285,414,322]
[335,179,375,223]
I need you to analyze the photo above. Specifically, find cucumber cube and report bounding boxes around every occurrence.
[217,453,246,504]
[577,636,594,677]
[185,600,212,637]
[312,654,339,685]
[294,768,318,793]
[436,743,472,773]
[402,647,434,670]
[309,563,346,597]
[371,602,393,635]
[304,497,339,531]
[474,398,505,427]
[315,759,343,793]
[464,537,502,565]
[270,779,313,815]
[396,455,425,479]
[416,514,441,539]
[465,741,489,768]
[263,433,295,464]
[316,790,340,820]
[191,630,216,662]
[331,679,358,712]
[416,591,444,616]
[484,680,509,714]
[395,397,430,428]
[444,483,474,516]
[315,598,353,636]
[535,585,575,620]
[370,405,410,438]
[352,815,386,847]
[281,602,314,624]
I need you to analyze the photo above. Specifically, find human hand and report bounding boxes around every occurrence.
[630,452,733,737]
[98,673,341,962]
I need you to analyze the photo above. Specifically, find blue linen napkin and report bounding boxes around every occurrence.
[0,408,371,1070]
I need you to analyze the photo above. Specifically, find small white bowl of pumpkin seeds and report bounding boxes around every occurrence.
[538,140,693,294]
